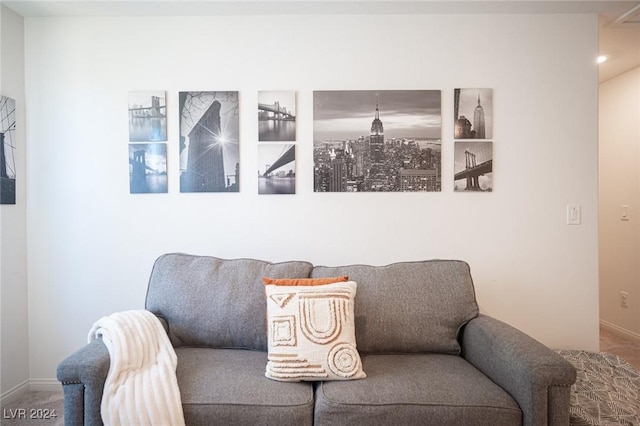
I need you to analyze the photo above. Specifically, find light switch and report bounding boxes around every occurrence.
[567,204,581,225]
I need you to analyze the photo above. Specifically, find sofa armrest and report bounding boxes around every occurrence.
[56,338,110,426]
[461,315,576,426]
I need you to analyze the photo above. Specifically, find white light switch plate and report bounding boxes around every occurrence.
[567,204,581,225]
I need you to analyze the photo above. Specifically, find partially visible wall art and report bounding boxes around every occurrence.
[179,91,239,193]
[258,91,296,142]
[258,144,295,194]
[1,95,16,204]
[313,90,441,192]
[454,141,493,192]
[129,143,168,194]
[454,88,492,139]
[128,91,167,142]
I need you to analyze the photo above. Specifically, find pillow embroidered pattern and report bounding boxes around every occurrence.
[265,281,366,381]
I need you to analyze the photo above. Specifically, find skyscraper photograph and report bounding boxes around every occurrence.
[179,91,239,193]
[454,88,493,139]
[313,90,441,192]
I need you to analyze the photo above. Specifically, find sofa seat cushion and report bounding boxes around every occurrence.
[314,354,521,426]
[311,260,479,354]
[176,348,314,426]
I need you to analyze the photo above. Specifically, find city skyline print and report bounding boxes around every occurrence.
[129,143,168,194]
[258,91,296,142]
[179,91,239,193]
[1,95,16,204]
[454,88,493,139]
[258,144,295,194]
[313,90,442,192]
[128,91,167,142]
[454,141,493,192]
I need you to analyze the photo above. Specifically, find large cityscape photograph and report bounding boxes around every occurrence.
[313,90,441,192]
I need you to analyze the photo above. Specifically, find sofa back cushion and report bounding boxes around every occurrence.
[311,260,479,355]
[145,253,313,351]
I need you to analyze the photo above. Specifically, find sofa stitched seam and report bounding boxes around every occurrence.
[181,401,315,408]
[318,398,522,412]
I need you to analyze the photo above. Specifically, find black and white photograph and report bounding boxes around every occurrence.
[1,95,16,204]
[179,91,239,193]
[129,143,168,194]
[313,90,441,192]
[258,144,295,194]
[258,91,296,142]
[454,141,493,192]
[454,88,492,139]
[128,91,167,142]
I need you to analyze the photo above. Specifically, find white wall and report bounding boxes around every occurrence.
[24,13,600,381]
[1,5,29,397]
[599,66,640,340]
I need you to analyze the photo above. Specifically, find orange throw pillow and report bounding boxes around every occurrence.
[262,276,349,286]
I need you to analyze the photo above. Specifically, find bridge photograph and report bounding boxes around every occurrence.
[1,95,16,204]
[129,143,167,194]
[258,90,296,142]
[128,91,167,142]
[453,141,493,192]
[258,144,295,194]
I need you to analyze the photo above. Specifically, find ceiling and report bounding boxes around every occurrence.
[4,0,640,83]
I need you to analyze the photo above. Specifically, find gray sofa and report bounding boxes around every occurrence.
[57,253,576,425]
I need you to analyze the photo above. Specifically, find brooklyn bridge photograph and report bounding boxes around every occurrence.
[128,91,167,142]
[1,95,16,204]
[128,143,168,194]
[313,90,441,192]
[453,141,493,192]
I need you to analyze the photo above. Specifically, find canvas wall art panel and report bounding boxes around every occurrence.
[313,90,441,192]
[454,88,493,139]
[258,91,296,142]
[129,143,168,194]
[179,91,239,193]
[454,141,493,192]
[1,95,16,204]
[258,144,295,194]
[128,91,167,142]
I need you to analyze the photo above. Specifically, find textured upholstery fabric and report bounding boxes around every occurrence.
[311,260,479,354]
[314,353,521,425]
[461,315,576,426]
[56,338,110,426]
[176,348,314,426]
[145,253,313,351]
[57,255,574,426]
[265,281,365,381]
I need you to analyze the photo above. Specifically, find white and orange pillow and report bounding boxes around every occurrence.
[263,278,365,382]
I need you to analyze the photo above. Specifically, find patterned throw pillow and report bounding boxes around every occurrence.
[264,281,366,382]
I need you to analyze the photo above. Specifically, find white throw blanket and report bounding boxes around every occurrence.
[88,310,185,426]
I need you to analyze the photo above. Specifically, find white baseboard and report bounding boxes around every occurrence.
[29,379,62,392]
[1,379,62,405]
[600,319,640,343]
[0,380,30,406]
